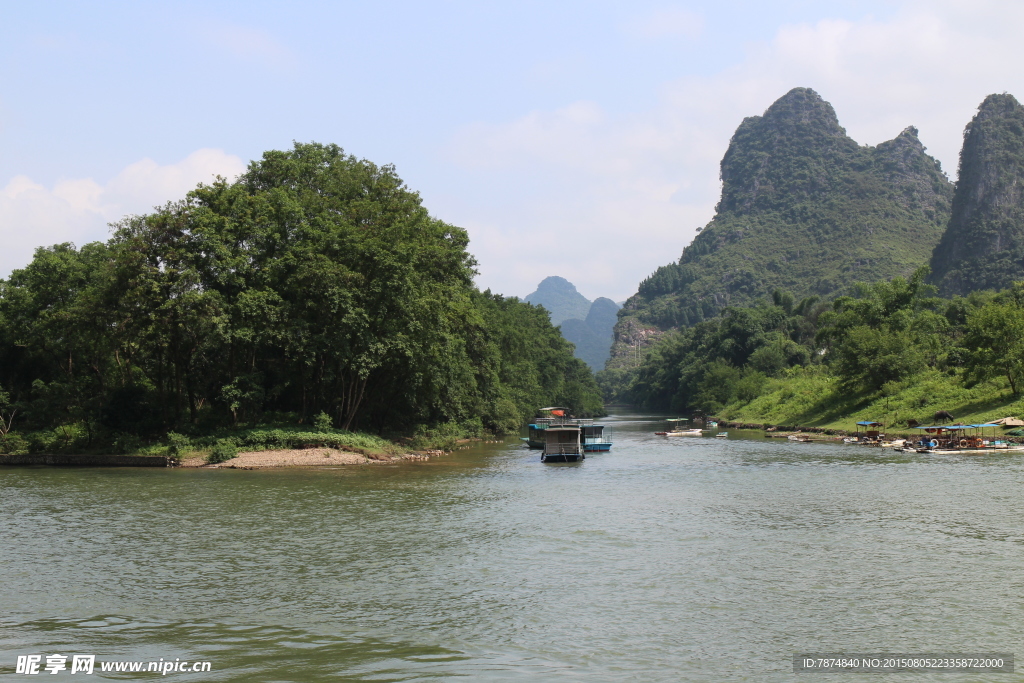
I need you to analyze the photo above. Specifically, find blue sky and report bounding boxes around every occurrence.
[2,1,1021,301]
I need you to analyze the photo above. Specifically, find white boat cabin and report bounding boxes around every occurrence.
[541,426,583,462]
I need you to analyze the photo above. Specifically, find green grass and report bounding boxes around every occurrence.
[209,427,403,459]
[719,366,1024,433]
[0,424,407,458]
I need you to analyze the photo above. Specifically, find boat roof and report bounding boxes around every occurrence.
[544,426,581,432]
[666,418,689,422]
[913,424,986,430]
[856,421,883,426]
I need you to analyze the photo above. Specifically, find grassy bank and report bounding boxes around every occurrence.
[0,420,475,463]
[716,366,1024,432]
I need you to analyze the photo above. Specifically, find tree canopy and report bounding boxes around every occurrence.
[0,142,603,451]
[615,265,1024,416]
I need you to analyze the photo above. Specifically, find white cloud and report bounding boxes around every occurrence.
[446,0,1024,302]
[0,149,246,277]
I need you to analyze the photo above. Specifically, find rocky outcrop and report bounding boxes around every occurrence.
[929,93,1024,295]
[612,87,953,357]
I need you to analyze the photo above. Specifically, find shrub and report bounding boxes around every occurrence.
[112,433,142,454]
[313,411,334,431]
[166,432,193,457]
[0,433,29,455]
[208,439,238,463]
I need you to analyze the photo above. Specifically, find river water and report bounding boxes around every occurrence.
[2,412,1023,681]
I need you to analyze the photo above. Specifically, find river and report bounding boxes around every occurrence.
[2,412,1023,681]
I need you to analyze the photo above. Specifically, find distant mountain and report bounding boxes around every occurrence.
[929,94,1024,296]
[586,297,620,337]
[560,297,621,370]
[524,276,592,325]
[560,319,608,370]
[524,278,620,370]
[611,87,953,367]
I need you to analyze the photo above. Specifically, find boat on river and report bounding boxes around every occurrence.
[522,407,613,451]
[907,423,1017,452]
[581,424,613,452]
[655,418,703,436]
[846,420,885,444]
[540,425,584,463]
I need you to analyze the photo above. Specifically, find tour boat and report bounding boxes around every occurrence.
[581,424,613,452]
[523,407,612,452]
[540,426,584,463]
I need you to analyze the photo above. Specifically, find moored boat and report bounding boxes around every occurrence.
[581,424,613,452]
[655,418,702,436]
[524,407,611,451]
[540,426,584,463]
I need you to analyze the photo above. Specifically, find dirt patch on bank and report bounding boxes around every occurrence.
[179,448,444,469]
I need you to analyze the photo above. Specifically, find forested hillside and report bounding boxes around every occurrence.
[929,93,1024,295]
[0,143,603,454]
[625,268,1024,429]
[604,89,1024,423]
[609,87,953,378]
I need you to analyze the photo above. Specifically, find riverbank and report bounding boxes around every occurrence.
[180,447,445,469]
[713,366,1024,432]
[0,447,446,469]
[0,453,175,467]
[714,421,1024,444]
[0,424,462,466]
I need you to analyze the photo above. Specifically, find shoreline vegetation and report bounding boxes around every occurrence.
[712,366,1024,436]
[602,269,1024,435]
[0,142,604,462]
[0,424,485,468]
[600,90,1024,436]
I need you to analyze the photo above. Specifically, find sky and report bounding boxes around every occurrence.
[2,0,1024,302]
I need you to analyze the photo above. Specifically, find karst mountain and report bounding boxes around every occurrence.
[611,87,955,366]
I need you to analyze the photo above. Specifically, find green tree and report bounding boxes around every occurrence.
[0,142,604,444]
[962,300,1024,394]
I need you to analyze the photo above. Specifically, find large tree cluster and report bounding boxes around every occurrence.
[0,143,602,450]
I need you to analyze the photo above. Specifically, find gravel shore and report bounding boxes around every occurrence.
[179,448,443,469]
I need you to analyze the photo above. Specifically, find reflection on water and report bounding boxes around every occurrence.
[3,412,1024,681]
